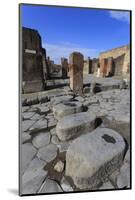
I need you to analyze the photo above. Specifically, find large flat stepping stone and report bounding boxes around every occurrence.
[56,112,96,141]
[21,143,37,174]
[32,131,50,148]
[66,128,126,190]
[53,101,83,119]
[21,157,47,195]
[38,179,63,193]
[37,144,58,162]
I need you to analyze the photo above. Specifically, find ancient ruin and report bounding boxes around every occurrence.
[21,27,130,195]
[69,52,84,95]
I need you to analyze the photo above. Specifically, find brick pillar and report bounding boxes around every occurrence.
[107,57,113,76]
[100,58,108,77]
[61,57,68,78]
[69,52,84,95]
[88,57,92,74]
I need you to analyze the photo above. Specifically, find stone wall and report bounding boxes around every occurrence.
[99,45,129,60]
[22,27,46,93]
[83,58,99,75]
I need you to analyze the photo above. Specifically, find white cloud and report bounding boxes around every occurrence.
[43,42,100,64]
[109,11,130,23]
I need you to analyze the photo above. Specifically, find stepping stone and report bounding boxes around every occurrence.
[38,179,63,193]
[21,157,47,195]
[21,143,37,174]
[66,128,126,190]
[53,101,83,119]
[32,132,50,148]
[56,112,96,141]
[37,144,58,162]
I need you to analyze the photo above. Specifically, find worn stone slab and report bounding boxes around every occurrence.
[61,177,73,192]
[53,101,83,119]
[37,106,50,114]
[32,132,50,148]
[22,112,35,120]
[124,148,130,163]
[22,120,36,132]
[56,112,96,141]
[21,143,37,174]
[99,180,115,190]
[66,128,125,189]
[117,162,130,188]
[47,118,57,128]
[21,157,47,194]
[37,144,58,162]
[31,113,42,120]
[29,118,47,132]
[51,135,60,145]
[57,142,70,153]
[22,132,31,143]
[38,179,63,193]
[50,128,56,135]
[102,113,130,144]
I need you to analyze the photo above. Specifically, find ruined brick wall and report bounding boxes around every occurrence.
[113,54,125,76]
[99,45,130,77]
[99,45,129,60]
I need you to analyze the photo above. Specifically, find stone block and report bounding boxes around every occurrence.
[56,112,96,141]
[66,128,125,189]
[53,101,83,119]
[69,52,84,95]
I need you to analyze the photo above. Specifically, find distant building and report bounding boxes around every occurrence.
[99,45,130,77]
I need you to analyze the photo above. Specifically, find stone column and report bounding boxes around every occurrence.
[100,58,108,77]
[69,52,84,95]
[88,57,92,74]
[107,57,113,76]
[61,57,68,78]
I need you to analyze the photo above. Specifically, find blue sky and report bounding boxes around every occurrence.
[21,5,130,64]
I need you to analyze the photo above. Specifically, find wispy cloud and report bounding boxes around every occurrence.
[109,11,130,23]
[43,42,100,64]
